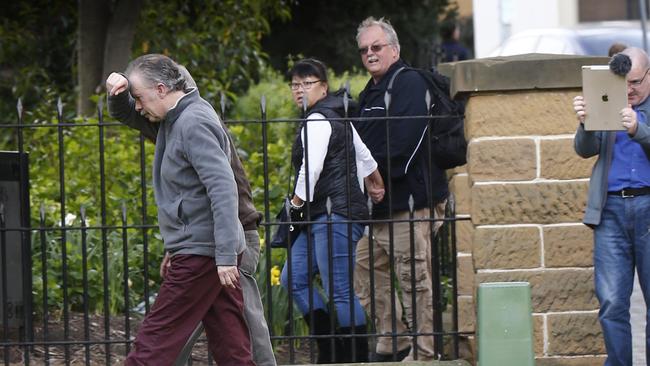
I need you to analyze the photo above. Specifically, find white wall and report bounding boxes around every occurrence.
[473,0,579,58]
[473,0,501,59]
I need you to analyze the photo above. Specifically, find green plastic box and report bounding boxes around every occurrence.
[478,282,534,366]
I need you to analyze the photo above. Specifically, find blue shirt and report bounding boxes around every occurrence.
[441,41,469,63]
[607,110,650,191]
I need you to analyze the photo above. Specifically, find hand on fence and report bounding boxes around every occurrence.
[106,72,129,96]
[217,265,240,289]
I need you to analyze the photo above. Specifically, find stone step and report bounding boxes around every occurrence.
[292,361,472,366]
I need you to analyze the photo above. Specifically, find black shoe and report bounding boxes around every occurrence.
[303,309,337,364]
[336,325,369,363]
[371,345,411,362]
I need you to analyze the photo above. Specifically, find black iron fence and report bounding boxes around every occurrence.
[0,94,471,365]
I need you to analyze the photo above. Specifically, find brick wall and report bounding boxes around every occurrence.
[443,55,611,365]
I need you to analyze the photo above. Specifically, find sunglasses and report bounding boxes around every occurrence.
[358,43,391,55]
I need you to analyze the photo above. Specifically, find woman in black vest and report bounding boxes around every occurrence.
[279,59,384,363]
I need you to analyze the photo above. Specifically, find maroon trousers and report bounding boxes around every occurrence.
[125,254,255,366]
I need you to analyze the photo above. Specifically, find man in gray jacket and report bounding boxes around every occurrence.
[573,47,650,365]
[106,54,254,366]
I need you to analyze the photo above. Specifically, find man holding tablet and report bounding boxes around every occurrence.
[573,47,650,365]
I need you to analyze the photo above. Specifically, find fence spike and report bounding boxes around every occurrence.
[343,89,349,115]
[408,194,415,213]
[16,98,23,121]
[40,203,45,223]
[425,89,432,114]
[448,192,456,216]
[0,203,4,226]
[344,80,351,95]
[284,197,291,216]
[326,196,332,216]
[302,94,308,114]
[260,95,267,115]
[220,92,227,117]
[57,97,63,119]
[384,91,391,111]
[122,202,127,223]
[97,97,104,120]
[80,205,86,226]
[367,196,373,215]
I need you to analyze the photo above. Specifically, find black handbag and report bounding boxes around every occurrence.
[270,197,303,248]
[270,162,304,248]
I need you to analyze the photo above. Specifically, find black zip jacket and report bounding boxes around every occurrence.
[291,91,369,221]
[354,59,449,218]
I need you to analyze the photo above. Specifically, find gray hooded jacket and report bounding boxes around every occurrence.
[108,88,245,265]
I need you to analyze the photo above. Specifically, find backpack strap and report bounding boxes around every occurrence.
[387,66,427,113]
[387,66,449,112]
[387,66,407,95]
[388,66,451,99]
[426,69,456,111]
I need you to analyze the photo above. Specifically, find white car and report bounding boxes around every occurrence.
[490,21,650,56]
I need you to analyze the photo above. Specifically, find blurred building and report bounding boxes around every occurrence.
[473,0,648,58]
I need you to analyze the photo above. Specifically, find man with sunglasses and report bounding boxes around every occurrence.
[573,47,650,365]
[352,16,449,362]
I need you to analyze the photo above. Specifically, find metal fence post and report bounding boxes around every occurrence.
[0,151,32,362]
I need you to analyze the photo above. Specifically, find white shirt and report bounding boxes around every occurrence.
[294,113,378,202]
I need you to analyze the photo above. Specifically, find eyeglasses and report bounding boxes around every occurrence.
[358,43,391,55]
[628,68,650,87]
[289,80,321,91]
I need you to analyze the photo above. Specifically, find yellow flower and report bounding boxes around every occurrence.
[270,265,281,286]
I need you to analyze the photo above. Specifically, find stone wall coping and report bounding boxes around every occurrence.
[437,53,610,98]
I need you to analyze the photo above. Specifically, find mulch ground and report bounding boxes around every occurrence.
[0,312,312,365]
[0,312,471,365]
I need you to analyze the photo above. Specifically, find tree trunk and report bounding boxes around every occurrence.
[77,0,110,116]
[102,0,143,82]
[77,0,142,116]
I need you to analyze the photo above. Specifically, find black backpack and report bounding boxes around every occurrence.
[387,66,467,170]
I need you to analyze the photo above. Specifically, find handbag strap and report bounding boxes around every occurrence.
[285,162,294,199]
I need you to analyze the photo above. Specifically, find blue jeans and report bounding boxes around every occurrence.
[594,195,650,366]
[280,213,366,327]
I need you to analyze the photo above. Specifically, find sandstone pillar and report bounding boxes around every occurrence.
[440,54,611,365]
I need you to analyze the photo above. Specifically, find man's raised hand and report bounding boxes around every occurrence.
[106,73,129,96]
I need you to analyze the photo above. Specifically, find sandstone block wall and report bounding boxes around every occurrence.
[450,87,604,364]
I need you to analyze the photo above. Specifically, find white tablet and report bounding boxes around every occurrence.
[581,65,627,131]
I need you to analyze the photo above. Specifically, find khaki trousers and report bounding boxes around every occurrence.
[354,203,445,361]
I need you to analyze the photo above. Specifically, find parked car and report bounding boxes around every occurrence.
[489,21,650,56]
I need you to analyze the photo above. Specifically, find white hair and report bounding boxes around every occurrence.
[356,16,400,53]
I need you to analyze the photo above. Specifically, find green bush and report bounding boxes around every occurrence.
[31,220,162,316]
[1,90,163,318]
